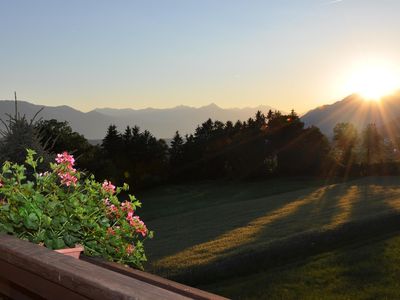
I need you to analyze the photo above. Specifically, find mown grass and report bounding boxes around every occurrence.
[139,176,400,297]
[138,177,332,221]
[201,232,400,299]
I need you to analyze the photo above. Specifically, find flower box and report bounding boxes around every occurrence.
[55,245,84,259]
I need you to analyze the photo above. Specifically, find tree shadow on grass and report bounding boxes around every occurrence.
[228,177,400,299]
[325,177,400,298]
[201,180,400,299]
[148,182,352,277]
[148,177,400,285]
[146,185,329,258]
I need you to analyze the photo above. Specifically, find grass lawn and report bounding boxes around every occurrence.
[138,177,332,221]
[138,176,400,294]
[201,232,400,299]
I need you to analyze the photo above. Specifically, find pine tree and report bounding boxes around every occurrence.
[101,125,122,157]
[169,131,184,168]
[0,111,50,168]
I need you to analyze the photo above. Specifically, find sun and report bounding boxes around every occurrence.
[344,60,400,101]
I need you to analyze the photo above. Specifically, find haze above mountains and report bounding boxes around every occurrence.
[2,92,400,140]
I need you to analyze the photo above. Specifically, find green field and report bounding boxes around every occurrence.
[138,177,400,298]
[201,232,400,299]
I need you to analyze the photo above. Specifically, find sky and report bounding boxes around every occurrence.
[1,0,400,113]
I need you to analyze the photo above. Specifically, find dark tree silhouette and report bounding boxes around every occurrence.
[332,122,358,175]
[362,123,384,165]
[0,114,51,168]
[169,131,184,174]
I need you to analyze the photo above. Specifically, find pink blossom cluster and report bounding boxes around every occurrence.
[102,180,116,194]
[103,198,120,217]
[0,180,3,188]
[55,152,75,165]
[58,172,78,187]
[121,201,134,212]
[109,204,119,214]
[126,244,135,255]
[127,214,148,237]
[123,200,148,237]
[102,192,148,238]
[55,152,78,187]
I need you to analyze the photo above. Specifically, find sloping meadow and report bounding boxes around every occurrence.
[141,177,400,284]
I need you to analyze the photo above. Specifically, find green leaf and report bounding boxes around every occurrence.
[0,204,10,212]
[33,231,45,243]
[52,238,66,250]
[44,238,53,249]
[24,213,39,230]
[0,223,14,233]
[99,217,110,227]
[9,212,21,224]
[69,223,81,233]
[63,234,78,247]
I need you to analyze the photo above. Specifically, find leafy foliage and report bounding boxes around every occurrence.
[35,119,92,156]
[0,149,152,269]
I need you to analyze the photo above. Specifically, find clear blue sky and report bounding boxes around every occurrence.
[1,0,400,113]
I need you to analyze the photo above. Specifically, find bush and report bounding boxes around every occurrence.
[0,149,153,269]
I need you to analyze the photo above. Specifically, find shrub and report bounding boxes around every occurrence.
[0,149,152,269]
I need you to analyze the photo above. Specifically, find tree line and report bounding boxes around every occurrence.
[0,109,399,190]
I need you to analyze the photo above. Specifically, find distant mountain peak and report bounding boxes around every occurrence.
[200,103,221,109]
[0,100,280,139]
[301,93,400,136]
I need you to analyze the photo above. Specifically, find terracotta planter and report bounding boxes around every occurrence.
[55,245,84,259]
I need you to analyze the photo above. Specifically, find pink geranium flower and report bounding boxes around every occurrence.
[102,180,116,194]
[55,151,75,166]
[58,172,78,187]
[129,215,148,237]
[121,201,133,212]
[109,204,118,213]
[126,211,134,221]
[126,244,135,255]
[55,152,78,187]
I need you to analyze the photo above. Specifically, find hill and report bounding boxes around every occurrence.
[0,100,276,139]
[301,91,400,136]
[140,176,400,288]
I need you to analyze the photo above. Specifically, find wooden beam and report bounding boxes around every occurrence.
[0,234,196,300]
[82,256,229,300]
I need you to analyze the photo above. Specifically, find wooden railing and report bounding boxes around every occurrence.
[0,234,228,300]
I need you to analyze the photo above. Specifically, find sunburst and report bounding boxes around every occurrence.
[344,60,400,100]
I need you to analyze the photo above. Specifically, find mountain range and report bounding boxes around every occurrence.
[0,100,275,139]
[2,92,400,140]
